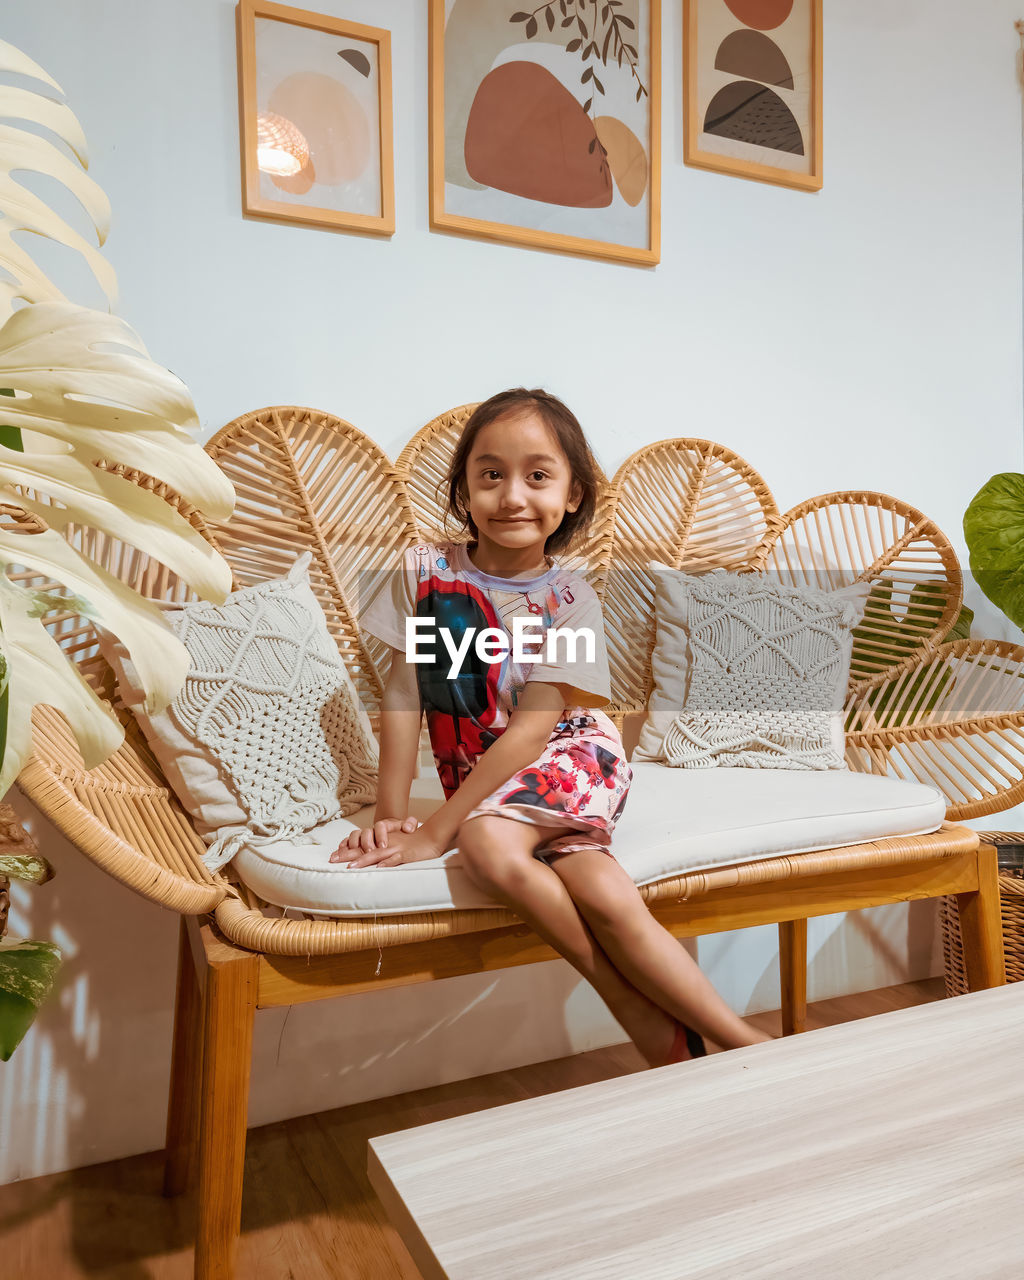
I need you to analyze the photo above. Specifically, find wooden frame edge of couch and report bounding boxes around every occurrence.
[210,823,980,959]
[245,841,1003,1009]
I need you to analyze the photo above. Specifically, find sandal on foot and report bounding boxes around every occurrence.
[665,1023,708,1065]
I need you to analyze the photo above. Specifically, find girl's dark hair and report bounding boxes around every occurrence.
[443,388,599,557]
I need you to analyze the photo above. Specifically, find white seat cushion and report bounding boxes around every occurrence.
[232,763,946,918]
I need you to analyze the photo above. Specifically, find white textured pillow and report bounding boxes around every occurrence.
[635,565,869,770]
[102,553,378,870]
[633,565,696,762]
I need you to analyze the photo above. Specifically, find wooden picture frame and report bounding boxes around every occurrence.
[428,0,661,267]
[236,0,394,235]
[684,0,822,192]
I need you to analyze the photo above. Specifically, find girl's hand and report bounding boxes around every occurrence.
[333,825,444,869]
[330,816,418,863]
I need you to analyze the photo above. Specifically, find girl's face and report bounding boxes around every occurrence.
[463,410,581,567]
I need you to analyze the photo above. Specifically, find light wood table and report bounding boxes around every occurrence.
[368,985,1024,1279]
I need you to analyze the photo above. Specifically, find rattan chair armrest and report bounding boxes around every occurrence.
[21,707,225,915]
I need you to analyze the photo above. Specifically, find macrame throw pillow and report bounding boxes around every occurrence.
[103,553,378,871]
[638,565,869,771]
[633,564,696,763]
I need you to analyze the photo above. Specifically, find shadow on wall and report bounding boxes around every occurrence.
[243,950,618,1128]
[1,796,180,1179]
[746,899,942,1015]
[1,793,181,1274]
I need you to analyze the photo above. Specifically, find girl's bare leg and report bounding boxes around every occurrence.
[457,816,682,1066]
[550,850,771,1051]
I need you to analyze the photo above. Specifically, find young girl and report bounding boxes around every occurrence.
[331,388,770,1066]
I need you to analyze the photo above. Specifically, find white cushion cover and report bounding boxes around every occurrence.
[232,763,946,918]
[102,554,378,872]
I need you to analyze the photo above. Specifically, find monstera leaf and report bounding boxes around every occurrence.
[964,472,1024,630]
[0,305,234,793]
[0,38,116,319]
[0,41,235,795]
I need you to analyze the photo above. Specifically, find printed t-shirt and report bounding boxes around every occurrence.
[360,540,612,796]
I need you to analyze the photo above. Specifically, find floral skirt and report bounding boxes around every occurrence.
[464,708,632,858]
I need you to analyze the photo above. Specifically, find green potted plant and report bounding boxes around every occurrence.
[0,38,235,1057]
[957,471,1024,988]
[964,472,1024,632]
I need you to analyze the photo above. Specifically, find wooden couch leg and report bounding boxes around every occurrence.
[956,843,1007,992]
[779,919,807,1035]
[194,930,259,1280]
[164,917,205,1197]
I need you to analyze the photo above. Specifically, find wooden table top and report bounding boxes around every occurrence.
[368,985,1024,1279]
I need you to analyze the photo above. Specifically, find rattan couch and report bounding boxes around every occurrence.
[19,404,1012,1279]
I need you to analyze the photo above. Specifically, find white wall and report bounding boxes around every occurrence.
[2,0,1022,1183]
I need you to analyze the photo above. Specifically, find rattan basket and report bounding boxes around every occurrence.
[941,832,1024,994]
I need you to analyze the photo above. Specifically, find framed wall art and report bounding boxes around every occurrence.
[236,0,394,234]
[428,0,661,267]
[684,0,822,192]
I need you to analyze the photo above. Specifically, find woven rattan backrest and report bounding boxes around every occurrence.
[20,403,982,914]
[845,638,1024,819]
[395,404,476,543]
[752,493,962,687]
[600,439,780,713]
[377,419,964,716]
[204,406,418,724]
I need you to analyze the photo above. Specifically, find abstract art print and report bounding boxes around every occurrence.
[236,0,394,234]
[429,0,661,266]
[684,0,821,191]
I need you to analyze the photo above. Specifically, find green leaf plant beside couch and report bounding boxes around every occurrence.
[18,396,1014,1280]
[0,40,234,1057]
[0,803,60,1061]
[965,471,1024,632]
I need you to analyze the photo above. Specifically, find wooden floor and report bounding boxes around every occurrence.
[2,978,945,1280]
